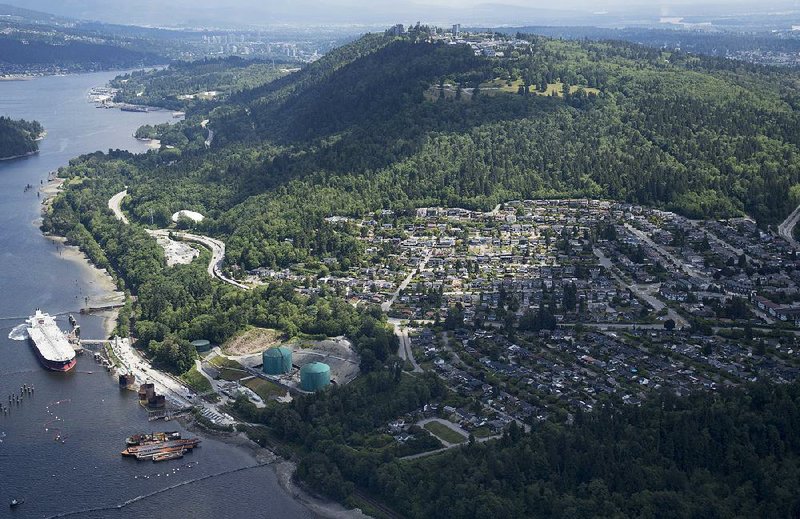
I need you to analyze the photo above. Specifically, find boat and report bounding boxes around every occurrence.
[125,431,181,446]
[152,449,185,462]
[121,438,201,459]
[10,497,24,507]
[26,310,76,372]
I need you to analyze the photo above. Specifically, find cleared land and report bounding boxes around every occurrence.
[290,336,361,385]
[242,377,285,401]
[180,365,212,393]
[208,355,248,381]
[223,327,284,355]
[480,78,600,97]
[424,421,467,445]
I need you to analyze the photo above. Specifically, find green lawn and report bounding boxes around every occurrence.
[471,426,495,439]
[243,377,285,401]
[532,82,600,97]
[424,421,467,444]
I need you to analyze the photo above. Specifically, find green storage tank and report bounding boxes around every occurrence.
[262,346,292,375]
[300,362,331,392]
[191,339,212,353]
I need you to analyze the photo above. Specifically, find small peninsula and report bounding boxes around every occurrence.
[0,116,44,160]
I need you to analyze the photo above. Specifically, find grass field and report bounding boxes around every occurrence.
[532,82,601,97]
[243,377,285,401]
[424,421,467,444]
[480,78,525,93]
[479,78,600,98]
[180,365,212,393]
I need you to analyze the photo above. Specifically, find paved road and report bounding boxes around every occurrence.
[624,223,710,283]
[108,188,129,224]
[594,248,688,328]
[778,202,800,249]
[388,318,423,373]
[169,231,250,290]
[382,249,431,312]
[400,419,500,460]
[110,336,194,408]
[108,190,248,290]
[687,219,747,258]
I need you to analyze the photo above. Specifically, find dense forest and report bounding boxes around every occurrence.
[234,378,800,518]
[0,37,161,71]
[42,152,396,374]
[0,117,43,159]
[504,26,800,62]
[110,57,291,112]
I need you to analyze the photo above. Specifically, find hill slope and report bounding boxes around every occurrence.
[50,33,800,273]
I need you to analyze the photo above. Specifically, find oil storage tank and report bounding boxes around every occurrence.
[300,362,330,392]
[191,339,212,353]
[262,346,292,375]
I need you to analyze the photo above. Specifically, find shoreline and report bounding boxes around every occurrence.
[34,104,367,516]
[40,179,365,518]
[180,419,369,519]
[0,150,38,161]
[136,136,161,149]
[40,176,124,337]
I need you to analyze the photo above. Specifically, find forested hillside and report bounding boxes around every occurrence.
[0,37,161,71]
[110,57,290,112]
[236,378,800,518]
[0,116,42,159]
[46,31,800,344]
[86,32,800,274]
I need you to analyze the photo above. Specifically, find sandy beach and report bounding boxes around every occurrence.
[41,176,125,337]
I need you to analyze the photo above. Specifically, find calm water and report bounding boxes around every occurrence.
[0,72,311,518]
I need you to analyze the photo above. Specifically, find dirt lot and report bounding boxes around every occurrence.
[223,327,284,355]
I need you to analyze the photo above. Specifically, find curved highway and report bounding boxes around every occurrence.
[778,203,800,249]
[107,188,129,224]
[108,190,248,290]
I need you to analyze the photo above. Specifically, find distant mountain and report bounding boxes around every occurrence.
[0,3,72,24]
[0,0,638,27]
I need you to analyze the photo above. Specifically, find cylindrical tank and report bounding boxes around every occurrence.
[191,339,212,353]
[262,346,292,375]
[300,362,330,392]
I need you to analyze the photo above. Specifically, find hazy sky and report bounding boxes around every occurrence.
[9,0,800,26]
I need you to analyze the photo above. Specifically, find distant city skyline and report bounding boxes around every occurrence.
[6,0,800,27]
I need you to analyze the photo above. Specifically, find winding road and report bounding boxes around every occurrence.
[108,188,129,224]
[109,190,248,290]
[778,202,800,249]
